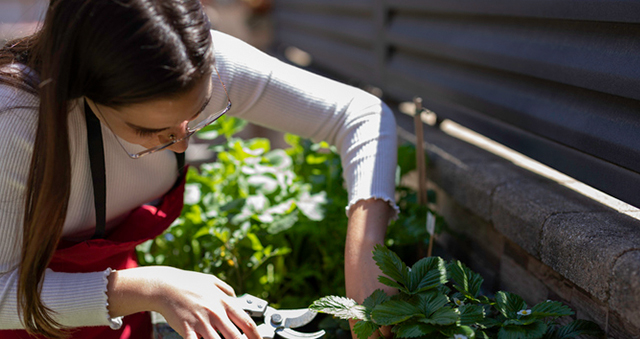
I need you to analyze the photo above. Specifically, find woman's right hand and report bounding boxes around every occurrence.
[107,266,261,339]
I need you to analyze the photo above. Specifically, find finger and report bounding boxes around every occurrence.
[227,304,261,339]
[183,329,200,339]
[210,314,244,339]
[212,277,236,297]
[193,323,221,339]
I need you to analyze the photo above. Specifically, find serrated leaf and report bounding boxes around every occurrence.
[498,325,527,339]
[504,319,536,326]
[408,257,447,293]
[371,300,420,325]
[378,276,409,293]
[310,296,367,320]
[415,291,449,316]
[496,291,527,319]
[394,322,437,338]
[448,260,484,298]
[499,321,547,339]
[362,289,390,320]
[440,325,476,339]
[530,301,573,318]
[353,321,379,339]
[373,245,410,288]
[459,304,485,326]
[419,307,458,325]
[554,319,603,339]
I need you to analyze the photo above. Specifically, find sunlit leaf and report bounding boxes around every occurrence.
[496,291,527,319]
[409,256,447,293]
[448,260,484,298]
[310,296,366,320]
[530,301,573,319]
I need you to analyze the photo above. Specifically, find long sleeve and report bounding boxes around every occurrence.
[211,30,399,217]
[0,89,120,329]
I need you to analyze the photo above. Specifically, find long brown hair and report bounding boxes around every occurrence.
[0,0,213,337]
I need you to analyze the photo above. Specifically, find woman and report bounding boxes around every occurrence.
[0,0,398,338]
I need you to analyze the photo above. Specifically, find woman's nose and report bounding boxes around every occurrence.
[165,121,190,141]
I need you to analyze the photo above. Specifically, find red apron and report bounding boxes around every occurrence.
[1,173,186,339]
[1,102,187,338]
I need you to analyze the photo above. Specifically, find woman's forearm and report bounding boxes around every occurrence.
[345,199,394,304]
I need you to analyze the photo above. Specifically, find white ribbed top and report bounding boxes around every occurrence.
[0,30,398,329]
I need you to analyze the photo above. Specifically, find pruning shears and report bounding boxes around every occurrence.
[236,294,325,339]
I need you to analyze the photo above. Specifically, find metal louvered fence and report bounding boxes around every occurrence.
[272,0,640,209]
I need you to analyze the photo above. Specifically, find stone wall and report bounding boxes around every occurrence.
[395,111,640,338]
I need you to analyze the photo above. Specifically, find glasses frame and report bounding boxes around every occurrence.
[89,65,231,159]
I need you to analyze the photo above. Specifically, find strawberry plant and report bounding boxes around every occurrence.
[311,245,603,339]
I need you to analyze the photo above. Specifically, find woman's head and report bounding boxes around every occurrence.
[42,0,214,105]
[6,1,215,338]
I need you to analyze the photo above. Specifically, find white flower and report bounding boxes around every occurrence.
[453,298,464,306]
[518,309,532,316]
[453,335,468,339]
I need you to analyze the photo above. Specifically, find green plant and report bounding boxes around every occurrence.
[138,116,359,308]
[136,116,441,311]
[310,245,603,339]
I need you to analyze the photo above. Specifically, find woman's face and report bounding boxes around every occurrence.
[89,73,213,154]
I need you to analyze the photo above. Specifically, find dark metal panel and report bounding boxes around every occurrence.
[384,51,640,174]
[274,0,373,13]
[272,0,640,208]
[389,0,640,23]
[386,14,640,100]
[277,30,376,83]
[274,10,375,45]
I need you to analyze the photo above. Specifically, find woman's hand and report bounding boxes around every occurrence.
[345,199,395,339]
[107,266,261,339]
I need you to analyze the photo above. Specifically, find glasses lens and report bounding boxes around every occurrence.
[109,68,231,159]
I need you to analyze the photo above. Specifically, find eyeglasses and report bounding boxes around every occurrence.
[88,65,231,159]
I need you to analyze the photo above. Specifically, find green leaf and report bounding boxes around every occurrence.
[408,256,447,293]
[499,321,547,339]
[266,212,298,234]
[459,304,485,326]
[414,291,449,316]
[362,289,390,320]
[310,296,367,320]
[554,319,603,339]
[378,276,409,293]
[371,300,420,326]
[439,325,476,339]
[372,245,409,289]
[530,301,573,318]
[448,260,484,298]
[394,322,437,338]
[496,291,527,319]
[353,321,379,339]
[419,307,458,326]
[296,191,327,221]
[397,143,418,177]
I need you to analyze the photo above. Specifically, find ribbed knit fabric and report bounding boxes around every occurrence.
[0,30,398,329]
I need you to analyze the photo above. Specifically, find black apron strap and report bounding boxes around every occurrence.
[84,101,107,239]
[84,101,187,239]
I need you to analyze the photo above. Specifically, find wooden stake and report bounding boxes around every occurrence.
[413,97,427,206]
[413,97,435,257]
